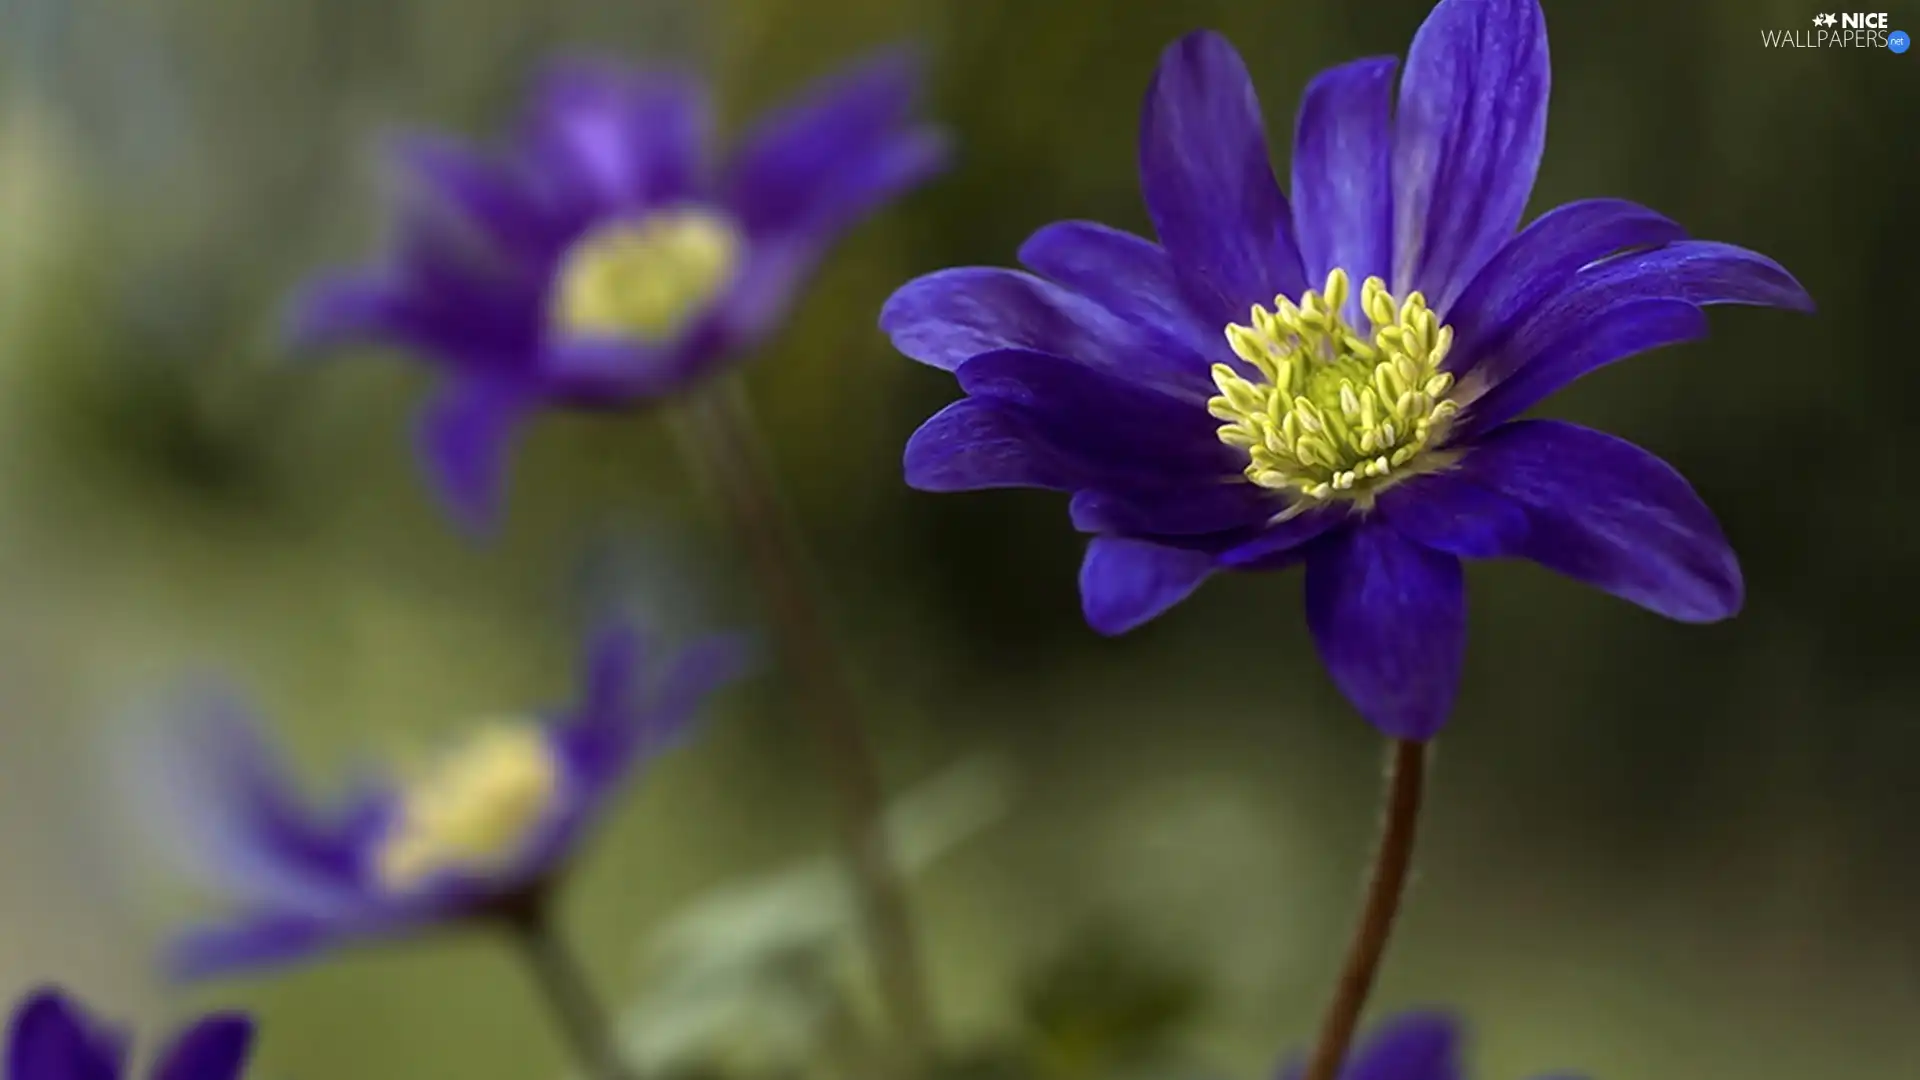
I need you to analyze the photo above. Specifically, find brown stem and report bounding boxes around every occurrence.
[1301,738,1428,1080]
[670,378,934,1069]
[497,893,639,1080]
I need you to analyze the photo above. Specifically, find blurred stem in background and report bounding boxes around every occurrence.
[498,891,639,1080]
[1301,739,1427,1080]
[670,377,935,1072]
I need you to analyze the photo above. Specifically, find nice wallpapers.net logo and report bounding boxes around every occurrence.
[1763,11,1910,49]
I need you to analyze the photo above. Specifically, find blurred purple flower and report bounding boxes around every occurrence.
[884,0,1810,740]
[6,987,253,1080]
[148,623,747,981]
[290,49,948,531]
[1280,1011,1584,1080]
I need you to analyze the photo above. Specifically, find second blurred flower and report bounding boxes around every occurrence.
[289,49,946,531]
[139,622,745,980]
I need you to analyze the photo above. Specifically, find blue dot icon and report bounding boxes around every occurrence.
[1892,29,1912,52]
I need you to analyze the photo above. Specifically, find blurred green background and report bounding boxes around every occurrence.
[1,0,1915,1076]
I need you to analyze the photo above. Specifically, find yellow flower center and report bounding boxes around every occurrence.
[551,207,744,343]
[1208,269,1460,502]
[373,723,564,891]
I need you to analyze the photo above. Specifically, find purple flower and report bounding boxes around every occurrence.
[148,623,746,980]
[6,987,253,1080]
[884,0,1810,740]
[1281,1012,1584,1080]
[291,50,947,531]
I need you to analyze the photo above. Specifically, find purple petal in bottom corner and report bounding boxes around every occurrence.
[1278,1010,1463,1080]
[6,990,126,1080]
[1304,523,1465,741]
[151,1016,255,1080]
[1078,537,1215,635]
[1342,1011,1463,1080]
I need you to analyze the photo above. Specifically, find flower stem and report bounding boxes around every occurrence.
[1301,738,1428,1080]
[499,895,637,1080]
[670,377,935,1069]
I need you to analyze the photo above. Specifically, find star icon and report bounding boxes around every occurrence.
[1818,13,1838,26]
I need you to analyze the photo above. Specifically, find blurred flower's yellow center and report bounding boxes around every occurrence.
[1209,269,1459,502]
[552,208,744,343]
[374,723,563,891]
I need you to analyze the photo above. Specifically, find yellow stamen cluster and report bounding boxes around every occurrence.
[552,207,744,343]
[1208,269,1460,502]
[373,723,563,891]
